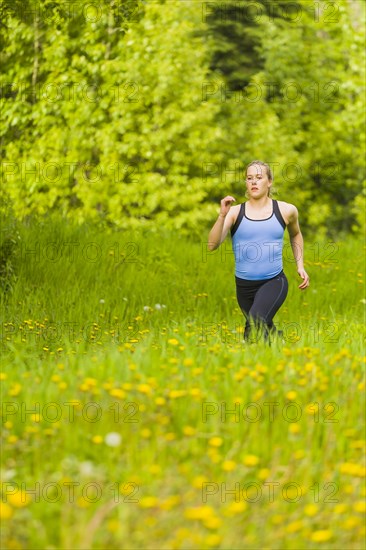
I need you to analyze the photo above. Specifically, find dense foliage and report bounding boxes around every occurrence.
[1,0,365,238]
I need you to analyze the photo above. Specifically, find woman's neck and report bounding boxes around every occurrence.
[247,197,272,210]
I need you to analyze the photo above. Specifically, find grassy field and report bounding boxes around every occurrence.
[1,216,365,549]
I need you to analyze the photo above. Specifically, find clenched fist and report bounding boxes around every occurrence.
[219,196,236,218]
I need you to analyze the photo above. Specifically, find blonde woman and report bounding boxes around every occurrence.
[208,160,310,343]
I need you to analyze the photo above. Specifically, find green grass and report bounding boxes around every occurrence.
[1,216,365,549]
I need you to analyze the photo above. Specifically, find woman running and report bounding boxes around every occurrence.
[208,160,310,343]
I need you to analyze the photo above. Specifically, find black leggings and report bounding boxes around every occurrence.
[235,270,288,342]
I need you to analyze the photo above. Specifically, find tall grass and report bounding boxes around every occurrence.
[1,215,365,352]
[1,216,365,549]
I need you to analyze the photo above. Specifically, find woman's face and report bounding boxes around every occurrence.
[245,164,272,198]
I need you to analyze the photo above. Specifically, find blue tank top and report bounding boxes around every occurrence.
[231,199,286,280]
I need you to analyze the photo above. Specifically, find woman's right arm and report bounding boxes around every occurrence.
[208,196,236,251]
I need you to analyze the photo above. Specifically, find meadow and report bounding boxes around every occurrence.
[1,216,365,549]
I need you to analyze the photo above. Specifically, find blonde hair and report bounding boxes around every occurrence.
[246,160,274,197]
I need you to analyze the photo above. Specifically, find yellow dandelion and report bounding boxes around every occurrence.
[9,383,21,396]
[340,463,366,477]
[184,505,215,520]
[160,495,180,511]
[286,391,297,400]
[304,362,316,372]
[354,501,366,513]
[155,397,166,405]
[284,484,301,501]
[209,437,223,448]
[243,454,259,466]
[139,496,158,508]
[183,426,196,436]
[76,496,91,508]
[286,520,303,533]
[304,504,318,517]
[233,396,244,404]
[203,516,222,530]
[84,378,97,386]
[289,423,301,434]
[253,389,264,400]
[344,483,354,494]
[224,501,248,516]
[350,440,365,449]
[169,389,186,398]
[271,514,284,525]
[148,464,161,475]
[191,475,208,489]
[305,403,318,415]
[257,468,270,480]
[222,460,236,472]
[25,426,38,434]
[0,502,13,519]
[137,384,151,394]
[91,435,103,444]
[109,388,126,399]
[183,358,194,367]
[168,338,179,345]
[343,517,361,529]
[192,367,203,375]
[311,530,333,542]
[119,481,140,495]
[334,504,347,514]
[7,491,31,508]
[107,519,120,533]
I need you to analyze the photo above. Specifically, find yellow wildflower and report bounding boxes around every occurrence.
[209,437,223,448]
[243,454,259,466]
[0,502,13,519]
[311,530,332,542]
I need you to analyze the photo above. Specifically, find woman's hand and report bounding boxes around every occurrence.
[297,268,310,290]
[220,196,236,218]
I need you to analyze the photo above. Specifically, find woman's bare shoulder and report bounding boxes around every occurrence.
[276,200,297,223]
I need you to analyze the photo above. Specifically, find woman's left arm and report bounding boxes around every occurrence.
[286,205,310,290]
